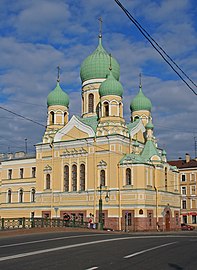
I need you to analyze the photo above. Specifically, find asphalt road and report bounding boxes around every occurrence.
[0,231,197,270]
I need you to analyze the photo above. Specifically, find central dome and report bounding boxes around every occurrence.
[80,36,120,83]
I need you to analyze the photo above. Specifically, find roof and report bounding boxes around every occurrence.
[130,86,152,112]
[80,36,120,82]
[141,140,161,162]
[120,153,147,165]
[168,159,197,169]
[99,70,123,97]
[126,119,140,133]
[47,82,69,107]
[76,115,98,133]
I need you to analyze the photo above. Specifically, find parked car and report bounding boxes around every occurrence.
[181,223,195,231]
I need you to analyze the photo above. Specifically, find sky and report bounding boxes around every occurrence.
[0,0,196,160]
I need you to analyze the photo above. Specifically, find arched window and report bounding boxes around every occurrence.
[31,188,36,202]
[80,164,85,191]
[7,189,11,203]
[103,102,109,117]
[50,111,55,124]
[19,189,23,203]
[100,170,105,186]
[72,165,77,191]
[126,168,131,185]
[88,94,94,113]
[46,174,51,189]
[64,165,69,192]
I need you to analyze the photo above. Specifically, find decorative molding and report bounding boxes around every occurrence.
[97,160,107,169]
[54,115,95,142]
[43,165,52,173]
[61,148,88,158]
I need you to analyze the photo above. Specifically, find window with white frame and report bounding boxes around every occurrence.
[191,185,196,195]
[8,169,12,180]
[182,200,187,209]
[7,189,11,203]
[19,189,23,203]
[126,168,131,185]
[181,174,186,182]
[181,186,187,195]
[190,173,196,181]
[31,188,36,202]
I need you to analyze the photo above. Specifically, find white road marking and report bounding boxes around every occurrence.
[85,267,98,270]
[0,234,104,248]
[124,241,177,259]
[0,237,178,262]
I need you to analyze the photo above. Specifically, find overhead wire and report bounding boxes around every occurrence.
[114,0,197,95]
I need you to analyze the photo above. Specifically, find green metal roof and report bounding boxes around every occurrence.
[126,119,140,133]
[99,70,123,97]
[47,82,69,107]
[76,116,98,133]
[120,153,147,165]
[80,36,120,82]
[130,86,152,112]
[141,140,161,162]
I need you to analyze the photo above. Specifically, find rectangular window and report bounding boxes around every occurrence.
[32,167,36,178]
[183,215,187,224]
[181,186,186,195]
[181,174,186,182]
[192,199,196,209]
[20,168,24,179]
[191,185,196,195]
[8,169,12,180]
[192,215,196,224]
[182,200,187,209]
[190,173,195,181]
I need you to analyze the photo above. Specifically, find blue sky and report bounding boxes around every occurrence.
[0,0,196,159]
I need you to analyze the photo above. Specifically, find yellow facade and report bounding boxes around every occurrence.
[0,34,181,231]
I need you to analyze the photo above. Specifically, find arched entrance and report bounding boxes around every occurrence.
[165,210,170,231]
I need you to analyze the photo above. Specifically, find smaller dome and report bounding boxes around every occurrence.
[146,119,154,130]
[99,70,123,97]
[47,82,69,107]
[130,86,152,112]
[162,149,167,156]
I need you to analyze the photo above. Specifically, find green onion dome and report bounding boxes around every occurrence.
[80,36,120,83]
[130,86,152,112]
[47,82,69,107]
[99,70,123,97]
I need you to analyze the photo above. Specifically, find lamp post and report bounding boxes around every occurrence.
[99,184,103,230]
[98,185,110,230]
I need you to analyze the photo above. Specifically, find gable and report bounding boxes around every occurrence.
[54,115,95,142]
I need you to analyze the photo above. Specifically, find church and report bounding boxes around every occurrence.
[0,29,180,231]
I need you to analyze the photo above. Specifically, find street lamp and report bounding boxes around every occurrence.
[98,184,103,230]
[98,184,110,230]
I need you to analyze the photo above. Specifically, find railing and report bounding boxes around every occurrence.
[0,218,98,230]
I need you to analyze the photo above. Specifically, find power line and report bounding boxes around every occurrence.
[114,0,197,96]
[0,106,46,128]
